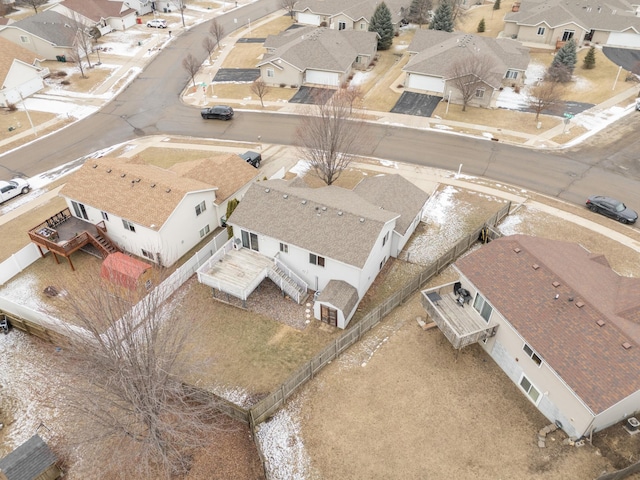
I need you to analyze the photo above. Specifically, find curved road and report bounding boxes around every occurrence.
[2,0,640,213]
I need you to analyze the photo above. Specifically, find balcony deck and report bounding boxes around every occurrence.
[421,282,497,350]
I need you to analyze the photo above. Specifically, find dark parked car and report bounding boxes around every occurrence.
[201,105,234,120]
[240,151,261,168]
[586,195,638,224]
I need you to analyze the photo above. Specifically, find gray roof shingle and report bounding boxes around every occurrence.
[10,10,79,46]
[0,434,59,480]
[317,279,359,314]
[295,0,409,24]
[456,235,640,414]
[228,179,399,268]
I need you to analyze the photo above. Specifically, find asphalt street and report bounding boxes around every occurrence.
[0,0,639,215]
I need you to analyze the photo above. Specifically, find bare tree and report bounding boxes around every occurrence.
[447,54,497,111]
[250,78,269,107]
[202,36,217,63]
[336,84,364,113]
[67,11,94,70]
[528,81,563,122]
[281,0,297,19]
[449,0,470,25]
[0,2,11,17]
[16,0,47,14]
[182,53,200,88]
[296,93,368,185]
[171,0,187,27]
[60,273,229,478]
[209,18,225,51]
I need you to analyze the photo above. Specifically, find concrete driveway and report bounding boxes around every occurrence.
[391,92,442,117]
[603,47,640,73]
[212,68,261,82]
[289,86,335,104]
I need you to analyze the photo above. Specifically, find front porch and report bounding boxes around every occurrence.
[28,208,120,270]
[421,281,498,349]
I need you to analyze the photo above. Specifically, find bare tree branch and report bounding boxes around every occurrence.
[336,84,364,114]
[250,78,269,107]
[528,81,564,122]
[16,0,46,14]
[202,36,217,63]
[281,0,297,19]
[209,19,225,51]
[447,54,497,111]
[182,53,200,88]
[296,92,368,185]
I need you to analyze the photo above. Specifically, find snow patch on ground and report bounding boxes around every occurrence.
[350,70,375,86]
[289,159,311,176]
[379,159,398,168]
[256,398,311,480]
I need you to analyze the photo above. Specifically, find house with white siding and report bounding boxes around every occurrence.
[29,154,258,268]
[294,0,409,32]
[0,37,48,108]
[422,235,640,440]
[208,174,428,328]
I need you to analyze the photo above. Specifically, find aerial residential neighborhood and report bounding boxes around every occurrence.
[1,0,640,478]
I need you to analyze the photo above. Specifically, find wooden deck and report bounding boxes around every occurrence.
[197,248,273,302]
[422,283,498,349]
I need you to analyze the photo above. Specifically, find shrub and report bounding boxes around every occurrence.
[7,103,17,112]
[477,18,486,33]
[61,80,71,85]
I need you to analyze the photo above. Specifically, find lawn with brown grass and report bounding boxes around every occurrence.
[456,3,506,37]
[63,66,115,94]
[220,43,265,68]
[133,146,217,168]
[246,15,295,38]
[209,82,297,103]
[0,110,57,143]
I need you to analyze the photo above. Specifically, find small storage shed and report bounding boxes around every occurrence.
[101,252,154,292]
[0,434,62,480]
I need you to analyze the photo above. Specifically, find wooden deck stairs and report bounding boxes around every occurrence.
[268,265,309,305]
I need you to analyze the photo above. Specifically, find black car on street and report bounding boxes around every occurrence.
[586,195,638,224]
[201,105,234,120]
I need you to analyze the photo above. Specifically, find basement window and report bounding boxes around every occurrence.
[141,249,154,260]
[519,374,541,405]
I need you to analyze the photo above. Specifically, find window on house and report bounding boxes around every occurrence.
[122,219,136,232]
[20,35,29,43]
[519,375,541,404]
[267,68,274,78]
[562,30,575,41]
[195,200,206,216]
[141,249,154,260]
[199,224,210,238]
[241,230,259,251]
[309,253,325,267]
[523,343,543,366]
[382,231,389,247]
[379,257,386,270]
[356,55,362,64]
[71,201,88,220]
[338,21,346,30]
[280,242,289,253]
[537,26,545,35]
[473,293,493,322]
[475,88,485,98]
[360,23,365,29]
[505,70,518,79]
[101,211,109,221]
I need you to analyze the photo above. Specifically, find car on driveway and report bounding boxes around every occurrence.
[586,195,638,224]
[201,105,234,120]
[0,178,30,204]
[240,151,261,168]
[146,19,167,28]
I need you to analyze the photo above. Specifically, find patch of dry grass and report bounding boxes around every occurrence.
[246,15,295,37]
[300,166,379,189]
[133,147,217,168]
[209,82,297,103]
[220,43,265,68]
[62,66,114,94]
[0,110,58,143]
[456,3,506,37]
[360,51,406,111]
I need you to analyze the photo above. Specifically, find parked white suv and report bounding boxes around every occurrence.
[0,178,30,204]
[146,19,167,28]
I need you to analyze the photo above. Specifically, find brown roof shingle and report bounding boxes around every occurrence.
[0,37,40,85]
[456,235,640,413]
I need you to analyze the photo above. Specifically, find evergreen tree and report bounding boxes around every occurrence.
[493,0,501,10]
[582,46,596,69]
[429,1,454,32]
[551,38,577,74]
[369,2,395,50]
[477,18,485,32]
[408,0,432,28]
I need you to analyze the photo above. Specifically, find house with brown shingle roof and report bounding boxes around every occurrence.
[503,0,640,48]
[403,30,530,108]
[422,234,640,440]
[225,174,428,328]
[258,27,378,87]
[58,154,259,267]
[294,0,409,32]
[0,37,48,108]
[48,0,137,35]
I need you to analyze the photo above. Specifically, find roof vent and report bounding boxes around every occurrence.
[301,200,307,205]
[92,164,98,168]
[575,301,585,308]
[532,264,540,270]
[359,218,365,223]
[151,183,156,188]
[596,319,605,327]
[513,248,521,253]
[283,194,288,199]
[107,169,112,173]
[552,281,561,288]
[622,342,632,350]
[568,296,574,302]
[322,206,327,211]
[135,178,140,183]
[265,188,270,193]
[121,173,126,178]
[165,188,171,193]
[338,211,343,216]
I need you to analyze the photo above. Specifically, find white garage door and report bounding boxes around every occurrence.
[305,70,340,86]
[608,32,640,48]
[297,12,321,26]
[406,74,445,94]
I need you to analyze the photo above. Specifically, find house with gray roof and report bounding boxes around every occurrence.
[422,235,640,440]
[0,10,83,61]
[220,175,428,328]
[503,0,640,49]
[403,30,530,108]
[48,0,137,36]
[294,0,409,32]
[258,27,378,87]
[0,434,62,480]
